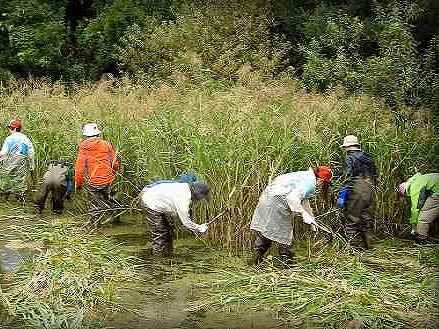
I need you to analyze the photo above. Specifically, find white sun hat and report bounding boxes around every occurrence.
[82,123,101,137]
[341,135,361,150]
[398,182,408,196]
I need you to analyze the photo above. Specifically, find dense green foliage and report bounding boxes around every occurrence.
[1,0,439,109]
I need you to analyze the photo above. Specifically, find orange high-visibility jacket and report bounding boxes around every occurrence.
[75,137,120,188]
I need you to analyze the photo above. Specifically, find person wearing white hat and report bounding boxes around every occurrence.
[75,123,120,224]
[340,135,377,249]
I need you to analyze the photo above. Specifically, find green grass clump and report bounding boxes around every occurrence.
[202,240,439,329]
[0,213,136,329]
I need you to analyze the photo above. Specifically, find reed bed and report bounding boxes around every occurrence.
[0,78,437,248]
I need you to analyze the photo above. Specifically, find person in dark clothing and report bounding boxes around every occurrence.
[34,160,74,214]
[341,135,378,249]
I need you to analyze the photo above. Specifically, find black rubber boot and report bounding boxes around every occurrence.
[414,234,430,245]
[251,250,266,265]
[276,244,294,267]
[360,232,371,250]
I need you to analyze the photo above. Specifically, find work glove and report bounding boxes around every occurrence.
[198,223,209,234]
[302,212,318,233]
[302,212,316,225]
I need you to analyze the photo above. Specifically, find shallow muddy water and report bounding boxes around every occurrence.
[0,207,288,329]
[98,219,289,329]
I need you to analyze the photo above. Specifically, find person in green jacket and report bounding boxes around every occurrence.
[398,173,439,243]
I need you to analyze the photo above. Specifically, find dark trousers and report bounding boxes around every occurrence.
[144,207,174,256]
[344,178,373,248]
[34,182,67,214]
[85,185,118,224]
[253,230,292,261]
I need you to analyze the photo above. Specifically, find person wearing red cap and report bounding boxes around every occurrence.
[250,166,332,264]
[340,135,377,249]
[0,119,35,201]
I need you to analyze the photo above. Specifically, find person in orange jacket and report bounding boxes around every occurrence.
[75,123,120,224]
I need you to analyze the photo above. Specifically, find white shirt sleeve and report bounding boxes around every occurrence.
[175,195,202,233]
[286,190,316,225]
[0,137,10,156]
[26,137,35,170]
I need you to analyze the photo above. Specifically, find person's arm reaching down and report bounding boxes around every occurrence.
[286,191,318,230]
[175,195,205,233]
[74,148,86,190]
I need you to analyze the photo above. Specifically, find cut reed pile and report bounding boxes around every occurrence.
[0,78,437,247]
[0,215,136,328]
[201,240,439,329]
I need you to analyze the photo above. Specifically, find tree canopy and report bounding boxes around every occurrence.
[1,0,439,109]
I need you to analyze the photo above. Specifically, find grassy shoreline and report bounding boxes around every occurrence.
[1,79,438,328]
[1,203,438,329]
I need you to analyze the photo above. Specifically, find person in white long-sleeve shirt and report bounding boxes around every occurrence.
[250,166,332,264]
[0,119,35,200]
[140,180,210,256]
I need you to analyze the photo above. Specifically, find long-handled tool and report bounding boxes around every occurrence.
[207,210,228,225]
[313,208,341,236]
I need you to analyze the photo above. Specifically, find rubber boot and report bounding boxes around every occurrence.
[360,232,371,250]
[277,245,294,267]
[414,234,429,245]
[255,251,266,265]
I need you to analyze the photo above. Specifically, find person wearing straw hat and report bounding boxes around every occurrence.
[0,119,35,202]
[340,135,377,249]
[250,166,333,264]
[140,180,211,256]
[75,123,120,225]
[398,173,439,244]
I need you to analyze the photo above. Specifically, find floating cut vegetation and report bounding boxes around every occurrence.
[203,241,439,329]
[0,219,136,329]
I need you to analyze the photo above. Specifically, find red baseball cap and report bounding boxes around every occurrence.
[315,165,333,183]
[7,119,22,130]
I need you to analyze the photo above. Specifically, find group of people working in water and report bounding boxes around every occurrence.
[0,119,438,262]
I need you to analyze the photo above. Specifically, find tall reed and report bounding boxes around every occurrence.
[0,78,437,248]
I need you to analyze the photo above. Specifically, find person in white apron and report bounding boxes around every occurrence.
[250,166,332,264]
[0,119,35,201]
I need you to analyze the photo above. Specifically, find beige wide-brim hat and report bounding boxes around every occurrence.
[341,135,361,150]
[82,123,101,137]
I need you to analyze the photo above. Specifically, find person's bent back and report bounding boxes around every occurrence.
[75,123,120,224]
[75,126,119,189]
